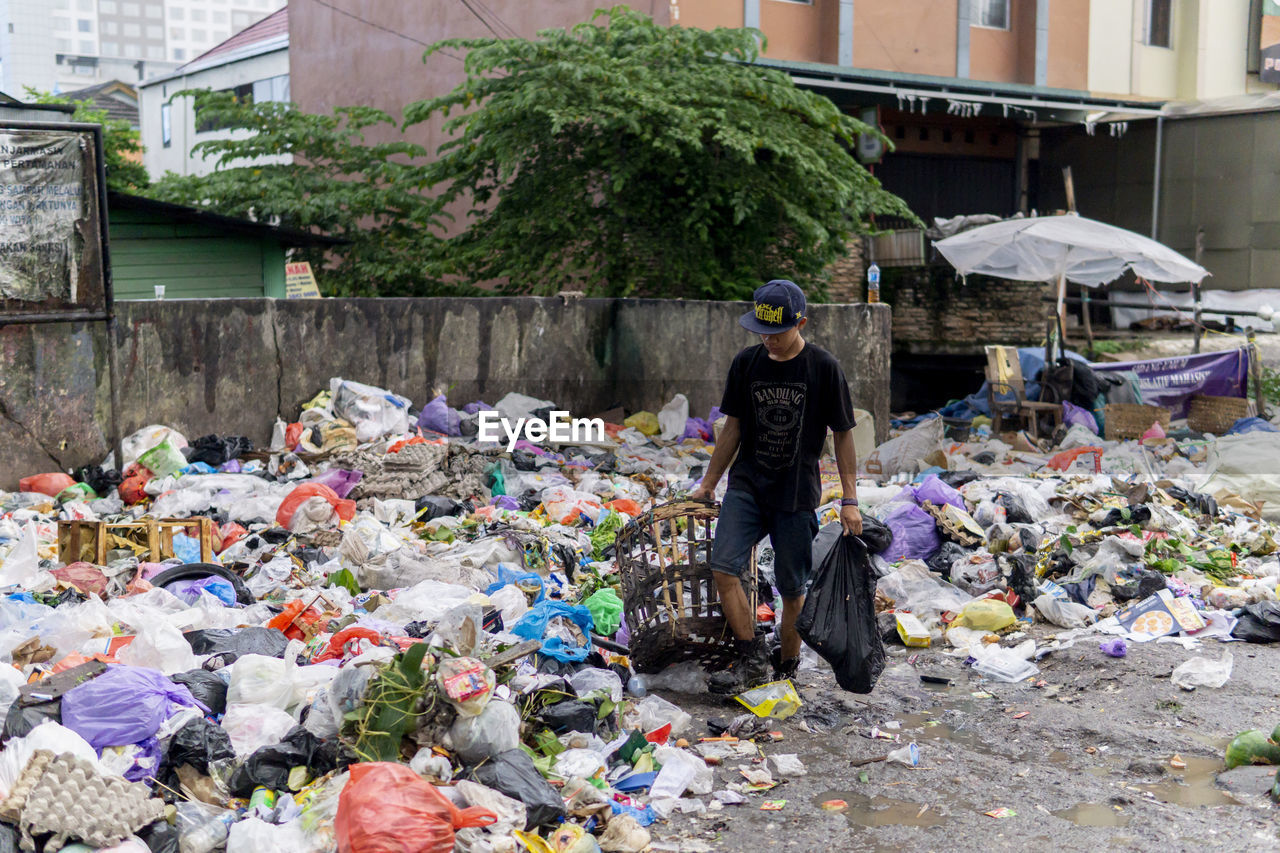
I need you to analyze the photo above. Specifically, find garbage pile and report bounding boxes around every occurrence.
[0,379,825,853]
[855,407,1280,697]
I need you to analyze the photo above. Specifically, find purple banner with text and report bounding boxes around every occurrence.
[1090,349,1250,418]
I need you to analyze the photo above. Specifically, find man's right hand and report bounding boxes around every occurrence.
[690,483,716,502]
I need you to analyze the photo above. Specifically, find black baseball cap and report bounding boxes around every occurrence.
[740,279,806,334]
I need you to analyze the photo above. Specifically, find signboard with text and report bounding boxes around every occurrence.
[0,125,108,316]
[284,261,321,298]
[1262,0,1280,83]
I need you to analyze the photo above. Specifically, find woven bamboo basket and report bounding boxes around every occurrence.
[1187,394,1253,435]
[1103,403,1172,441]
[615,499,757,674]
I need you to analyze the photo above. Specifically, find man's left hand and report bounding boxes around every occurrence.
[840,503,863,536]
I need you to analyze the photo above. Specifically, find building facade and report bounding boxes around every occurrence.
[0,0,283,96]
[137,6,287,178]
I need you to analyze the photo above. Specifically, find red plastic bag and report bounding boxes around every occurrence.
[336,762,496,853]
[284,422,304,451]
[51,562,109,596]
[606,498,643,517]
[313,627,381,663]
[215,522,248,553]
[275,483,356,530]
[266,599,326,641]
[119,472,152,505]
[19,473,75,497]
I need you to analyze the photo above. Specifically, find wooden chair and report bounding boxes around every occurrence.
[985,345,1063,440]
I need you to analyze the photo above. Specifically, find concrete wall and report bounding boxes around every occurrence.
[0,298,890,488]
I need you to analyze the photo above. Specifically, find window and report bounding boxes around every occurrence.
[75,63,94,75]
[77,0,92,10]
[146,23,161,37]
[190,8,204,21]
[145,4,162,17]
[51,0,70,8]
[197,81,252,131]
[971,0,1009,30]
[77,18,92,31]
[169,6,184,19]
[252,73,288,103]
[169,25,183,38]
[56,37,73,50]
[123,42,140,56]
[102,20,117,33]
[123,21,140,36]
[55,16,71,29]
[172,47,185,59]
[101,40,117,54]
[191,28,205,41]
[212,30,227,40]
[79,39,95,52]
[232,11,251,27]
[146,44,162,57]
[1145,0,1171,48]
[212,10,226,22]
[98,0,116,11]
[161,101,171,147]
[121,0,138,13]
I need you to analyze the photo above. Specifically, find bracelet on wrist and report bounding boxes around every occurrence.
[837,498,859,507]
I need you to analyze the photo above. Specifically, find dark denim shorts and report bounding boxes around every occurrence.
[710,488,820,598]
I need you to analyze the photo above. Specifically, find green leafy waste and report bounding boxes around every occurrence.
[345,642,433,762]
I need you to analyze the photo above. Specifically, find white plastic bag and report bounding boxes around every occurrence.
[329,378,412,442]
[1171,652,1233,690]
[117,619,199,674]
[862,418,944,478]
[0,722,101,799]
[0,521,41,588]
[1201,432,1280,521]
[227,816,313,853]
[653,745,713,795]
[446,700,521,764]
[657,394,689,441]
[623,695,692,737]
[227,654,296,710]
[553,748,606,780]
[456,780,526,835]
[1032,594,1098,629]
[569,668,623,703]
[222,703,299,757]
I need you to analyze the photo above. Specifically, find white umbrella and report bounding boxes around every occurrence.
[933,213,1209,287]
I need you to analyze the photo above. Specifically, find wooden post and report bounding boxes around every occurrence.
[1250,330,1266,416]
[1055,273,1068,342]
[1193,226,1205,353]
[1081,287,1094,354]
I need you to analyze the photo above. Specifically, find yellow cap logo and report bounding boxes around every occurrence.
[755,303,784,324]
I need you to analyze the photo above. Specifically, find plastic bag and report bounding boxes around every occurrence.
[446,700,522,763]
[970,643,1039,683]
[227,654,296,710]
[337,761,496,853]
[656,394,689,441]
[623,412,660,436]
[276,483,356,532]
[622,695,691,737]
[465,749,564,830]
[568,667,623,702]
[306,468,363,500]
[18,473,75,497]
[117,619,200,674]
[62,665,207,749]
[161,716,236,776]
[862,417,944,478]
[330,378,412,443]
[1171,652,1234,690]
[222,703,299,758]
[795,535,885,693]
[170,670,229,715]
[229,726,334,796]
[582,588,623,636]
[121,425,188,469]
[880,503,940,562]
[955,598,1016,632]
[1031,594,1097,629]
[1231,602,1280,642]
[227,816,310,853]
[911,474,966,511]
[734,679,803,719]
[418,394,463,436]
[138,438,188,479]
[510,601,594,662]
[185,627,290,659]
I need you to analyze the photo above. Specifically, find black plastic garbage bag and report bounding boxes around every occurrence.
[1231,602,1280,643]
[927,541,969,578]
[73,465,122,496]
[185,434,253,466]
[995,493,1033,524]
[414,495,472,521]
[467,749,565,829]
[137,819,179,853]
[2,697,60,743]
[228,726,336,797]
[163,717,235,775]
[938,470,980,489]
[169,670,229,716]
[184,626,289,658]
[540,699,597,734]
[795,534,885,694]
[1111,569,1167,603]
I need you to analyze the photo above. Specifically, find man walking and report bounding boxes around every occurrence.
[690,279,863,694]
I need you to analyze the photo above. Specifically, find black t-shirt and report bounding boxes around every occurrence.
[720,342,856,512]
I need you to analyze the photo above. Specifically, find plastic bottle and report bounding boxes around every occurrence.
[626,674,648,698]
[867,263,881,303]
[179,812,237,853]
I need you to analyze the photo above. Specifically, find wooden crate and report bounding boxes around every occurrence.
[616,499,757,674]
[57,517,214,565]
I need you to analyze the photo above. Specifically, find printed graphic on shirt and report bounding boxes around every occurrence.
[750,380,806,469]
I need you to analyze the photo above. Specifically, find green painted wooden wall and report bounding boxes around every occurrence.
[108,208,288,299]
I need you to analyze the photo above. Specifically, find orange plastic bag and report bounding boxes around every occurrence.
[19,473,75,497]
[284,422,304,451]
[313,627,381,663]
[275,483,356,530]
[215,522,248,553]
[266,599,326,641]
[1045,446,1103,473]
[606,498,643,517]
[336,762,496,853]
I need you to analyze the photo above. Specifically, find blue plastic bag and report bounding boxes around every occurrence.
[881,503,940,562]
[62,665,208,749]
[1227,416,1278,435]
[485,563,545,604]
[171,533,202,564]
[511,601,594,662]
[165,576,237,606]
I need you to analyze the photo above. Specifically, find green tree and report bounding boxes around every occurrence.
[25,88,149,192]
[146,92,449,296]
[406,7,916,299]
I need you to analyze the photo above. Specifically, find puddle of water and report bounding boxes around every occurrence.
[1048,750,1071,764]
[897,711,1013,758]
[1053,803,1132,827]
[1136,756,1240,807]
[814,791,948,828]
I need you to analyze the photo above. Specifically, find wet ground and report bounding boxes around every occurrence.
[650,631,1280,851]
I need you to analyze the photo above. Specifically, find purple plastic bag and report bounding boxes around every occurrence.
[911,474,965,511]
[418,394,462,436]
[881,503,940,562]
[165,576,236,606]
[62,665,208,749]
[307,468,363,499]
[463,400,491,415]
[1099,638,1128,658]
[122,736,162,783]
[1063,401,1099,434]
[683,417,711,441]
[490,495,520,510]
